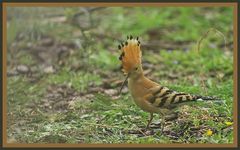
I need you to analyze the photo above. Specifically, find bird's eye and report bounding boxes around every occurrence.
[135,67,138,70]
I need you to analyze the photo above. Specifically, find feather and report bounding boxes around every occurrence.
[119,36,142,74]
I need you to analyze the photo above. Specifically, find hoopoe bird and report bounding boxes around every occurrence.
[118,35,220,132]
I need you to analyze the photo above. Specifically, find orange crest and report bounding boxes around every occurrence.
[118,35,142,74]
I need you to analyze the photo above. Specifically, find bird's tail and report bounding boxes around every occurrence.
[192,95,220,101]
[170,93,222,105]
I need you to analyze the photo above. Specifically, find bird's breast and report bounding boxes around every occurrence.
[128,77,156,112]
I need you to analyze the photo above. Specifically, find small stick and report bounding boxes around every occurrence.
[196,28,227,52]
[195,28,227,94]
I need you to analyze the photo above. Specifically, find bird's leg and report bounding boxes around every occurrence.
[146,113,153,129]
[160,113,165,134]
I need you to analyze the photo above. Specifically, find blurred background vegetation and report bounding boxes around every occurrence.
[7,6,234,144]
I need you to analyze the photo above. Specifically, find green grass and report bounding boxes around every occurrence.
[46,68,102,92]
[7,6,234,144]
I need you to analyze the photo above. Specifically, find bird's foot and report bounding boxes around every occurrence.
[165,112,178,121]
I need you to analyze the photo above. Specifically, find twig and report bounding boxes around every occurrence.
[196,28,227,52]
[195,28,227,93]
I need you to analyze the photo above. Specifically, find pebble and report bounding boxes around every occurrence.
[104,89,118,96]
[43,66,55,74]
[16,65,29,74]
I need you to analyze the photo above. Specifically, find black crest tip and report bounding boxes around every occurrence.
[119,52,125,60]
[118,45,121,49]
[130,35,133,39]
[119,56,122,60]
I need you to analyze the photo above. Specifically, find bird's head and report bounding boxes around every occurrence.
[118,35,143,92]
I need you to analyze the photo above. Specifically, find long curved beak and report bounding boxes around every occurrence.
[119,73,130,94]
